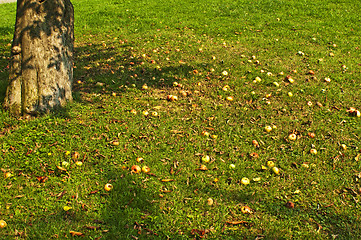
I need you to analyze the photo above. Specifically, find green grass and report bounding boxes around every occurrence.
[1,0,361,239]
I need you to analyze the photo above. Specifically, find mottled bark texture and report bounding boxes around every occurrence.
[3,0,74,115]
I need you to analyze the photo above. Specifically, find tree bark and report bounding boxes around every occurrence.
[3,0,74,116]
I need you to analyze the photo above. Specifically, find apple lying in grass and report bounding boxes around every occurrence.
[0,220,7,228]
[272,167,280,175]
[264,126,272,132]
[202,155,210,163]
[310,149,317,155]
[75,161,83,166]
[201,131,210,137]
[241,177,250,185]
[288,133,297,141]
[131,165,142,173]
[104,183,113,191]
[267,161,275,168]
[142,166,151,173]
[207,198,214,206]
[166,95,178,102]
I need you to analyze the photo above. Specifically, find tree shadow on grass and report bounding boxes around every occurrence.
[72,40,210,102]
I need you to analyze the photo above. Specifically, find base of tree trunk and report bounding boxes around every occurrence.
[3,0,74,116]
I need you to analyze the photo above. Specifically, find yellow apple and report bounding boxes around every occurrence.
[267,161,275,168]
[241,177,250,185]
[202,155,210,163]
[142,166,151,173]
[0,220,7,228]
[104,183,113,191]
[264,126,272,132]
[288,133,297,141]
[272,167,280,175]
[310,149,317,155]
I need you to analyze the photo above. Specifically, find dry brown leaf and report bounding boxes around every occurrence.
[69,231,84,236]
[197,165,208,171]
[226,220,248,225]
[36,176,48,183]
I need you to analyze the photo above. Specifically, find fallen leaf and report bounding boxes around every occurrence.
[56,166,67,171]
[36,176,48,183]
[196,165,208,171]
[89,190,99,195]
[69,231,84,236]
[226,220,249,225]
[84,226,101,230]
[161,179,174,182]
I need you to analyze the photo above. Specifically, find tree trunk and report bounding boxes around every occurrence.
[3,0,74,116]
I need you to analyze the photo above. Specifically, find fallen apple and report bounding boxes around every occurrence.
[130,109,137,114]
[241,206,253,214]
[131,165,142,173]
[151,111,159,117]
[264,126,272,132]
[222,85,230,91]
[288,133,297,141]
[229,164,236,170]
[4,172,11,178]
[63,206,72,211]
[253,76,262,83]
[272,167,280,175]
[0,220,7,228]
[142,166,151,173]
[241,177,250,185]
[207,198,214,206]
[310,149,317,155]
[226,96,234,101]
[267,161,275,168]
[211,135,218,139]
[166,95,178,101]
[104,183,113,191]
[285,201,294,209]
[201,155,210,163]
[201,131,210,137]
[136,157,144,162]
[308,132,316,138]
[75,161,83,167]
[273,82,280,87]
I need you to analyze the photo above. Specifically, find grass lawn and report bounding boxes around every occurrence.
[0,0,361,239]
